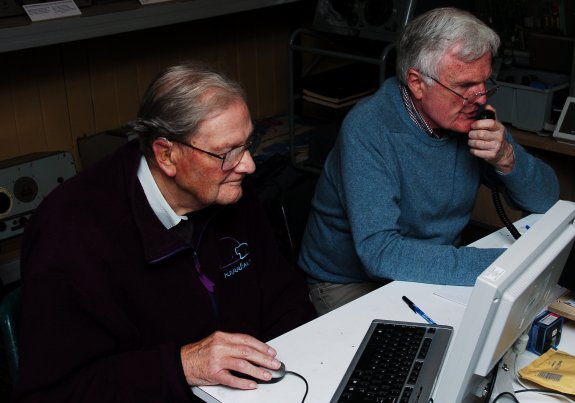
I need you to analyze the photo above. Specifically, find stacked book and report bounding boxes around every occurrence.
[301,63,379,109]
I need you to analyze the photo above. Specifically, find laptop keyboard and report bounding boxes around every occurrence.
[331,320,453,403]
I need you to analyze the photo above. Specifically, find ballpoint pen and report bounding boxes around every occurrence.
[402,295,436,325]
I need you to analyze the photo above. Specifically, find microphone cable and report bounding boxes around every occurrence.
[491,187,521,240]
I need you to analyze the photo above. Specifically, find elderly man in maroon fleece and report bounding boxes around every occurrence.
[13,62,315,403]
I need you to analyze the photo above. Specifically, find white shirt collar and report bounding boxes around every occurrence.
[137,156,188,230]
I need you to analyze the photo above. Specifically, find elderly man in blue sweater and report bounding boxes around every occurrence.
[298,7,560,315]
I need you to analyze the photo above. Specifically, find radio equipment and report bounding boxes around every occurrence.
[0,151,76,241]
[312,0,416,42]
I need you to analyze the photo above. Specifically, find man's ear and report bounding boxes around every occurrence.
[151,137,177,178]
[406,68,426,100]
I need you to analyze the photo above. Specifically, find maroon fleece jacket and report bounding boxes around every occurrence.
[13,140,315,402]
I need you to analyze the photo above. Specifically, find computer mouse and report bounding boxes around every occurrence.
[266,361,286,383]
[232,361,286,384]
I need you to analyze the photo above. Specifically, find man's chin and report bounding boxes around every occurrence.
[454,118,475,134]
[216,187,243,205]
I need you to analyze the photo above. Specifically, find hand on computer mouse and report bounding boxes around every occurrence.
[231,361,286,384]
[263,361,286,383]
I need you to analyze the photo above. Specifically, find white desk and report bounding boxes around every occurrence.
[193,215,575,402]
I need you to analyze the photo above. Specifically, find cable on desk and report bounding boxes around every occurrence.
[286,370,308,403]
[492,391,520,402]
[430,353,575,403]
[513,352,575,402]
[484,357,502,402]
[516,388,575,402]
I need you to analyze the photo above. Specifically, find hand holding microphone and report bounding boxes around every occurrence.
[468,106,515,173]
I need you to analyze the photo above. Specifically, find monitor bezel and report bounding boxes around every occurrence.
[553,96,575,144]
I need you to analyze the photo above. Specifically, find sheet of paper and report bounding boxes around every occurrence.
[23,0,81,22]
[434,284,566,308]
[433,285,473,306]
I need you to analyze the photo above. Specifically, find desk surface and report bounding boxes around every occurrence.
[194,281,575,403]
[509,127,575,158]
[194,281,469,403]
[194,214,575,402]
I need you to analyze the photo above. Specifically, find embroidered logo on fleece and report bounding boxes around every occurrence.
[218,237,252,279]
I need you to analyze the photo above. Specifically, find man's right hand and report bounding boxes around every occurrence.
[180,331,282,389]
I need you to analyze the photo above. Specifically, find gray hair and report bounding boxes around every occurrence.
[396,7,500,86]
[131,61,247,157]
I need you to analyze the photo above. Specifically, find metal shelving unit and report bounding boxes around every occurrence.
[287,27,395,172]
[286,0,418,172]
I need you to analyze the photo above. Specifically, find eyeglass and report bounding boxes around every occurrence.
[426,74,499,106]
[168,135,256,171]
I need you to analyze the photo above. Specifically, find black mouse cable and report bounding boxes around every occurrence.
[286,370,309,403]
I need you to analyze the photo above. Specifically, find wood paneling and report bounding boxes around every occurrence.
[0,53,19,161]
[61,41,97,144]
[0,3,306,169]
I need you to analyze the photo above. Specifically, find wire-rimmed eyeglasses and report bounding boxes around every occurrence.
[167,135,256,171]
[426,74,499,106]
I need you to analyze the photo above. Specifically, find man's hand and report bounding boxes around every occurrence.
[180,331,282,389]
[468,108,515,174]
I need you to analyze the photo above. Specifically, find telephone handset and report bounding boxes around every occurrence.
[475,108,522,240]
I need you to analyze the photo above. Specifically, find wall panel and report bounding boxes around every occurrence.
[61,41,97,146]
[37,47,73,152]
[0,54,19,161]
[10,50,47,153]
[90,40,128,132]
[0,3,308,169]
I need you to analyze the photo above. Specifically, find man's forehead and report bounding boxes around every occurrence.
[193,103,252,145]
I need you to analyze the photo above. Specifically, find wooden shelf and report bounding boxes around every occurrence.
[509,127,575,157]
[0,0,301,53]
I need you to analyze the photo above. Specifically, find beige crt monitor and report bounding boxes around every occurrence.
[433,200,575,402]
[553,96,575,144]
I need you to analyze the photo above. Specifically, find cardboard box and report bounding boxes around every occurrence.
[549,290,575,322]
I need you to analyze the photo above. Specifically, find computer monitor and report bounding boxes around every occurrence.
[553,96,575,145]
[433,200,575,402]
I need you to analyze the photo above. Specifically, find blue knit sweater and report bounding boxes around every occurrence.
[298,77,559,286]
